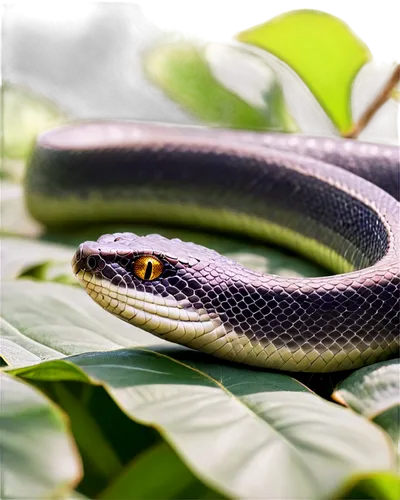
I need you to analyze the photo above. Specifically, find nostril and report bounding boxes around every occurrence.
[86,255,100,271]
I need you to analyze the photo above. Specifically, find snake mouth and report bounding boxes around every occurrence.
[71,242,252,358]
[74,265,225,349]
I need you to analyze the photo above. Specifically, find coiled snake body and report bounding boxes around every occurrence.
[26,122,400,372]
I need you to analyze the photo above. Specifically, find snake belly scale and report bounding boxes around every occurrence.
[26,122,400,372]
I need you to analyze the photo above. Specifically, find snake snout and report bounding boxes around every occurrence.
[72,242,104,275]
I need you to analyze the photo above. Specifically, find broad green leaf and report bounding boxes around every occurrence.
[373,407,400,468]
[333,360,400,416]
[237,10,371,132]
[2,83,67,162]
[145,41,295,131]
[99,441,224,500]
[11,349,396,500]
[49,382,123,484]
[0,281,171,367]
[333,360,400,468]
[335,471,400,500]
[38,381,161,498]
[0,372,82,498]
[1,237,74,282]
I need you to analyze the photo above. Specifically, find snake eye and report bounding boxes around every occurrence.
[133,255,163,281]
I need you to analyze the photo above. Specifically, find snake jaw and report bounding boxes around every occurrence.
[71,235,225,344]
[73,261,250,361]
[71,234,264,362]
[74,266,224,346]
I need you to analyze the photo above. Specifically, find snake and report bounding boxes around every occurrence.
[25,121,400,372]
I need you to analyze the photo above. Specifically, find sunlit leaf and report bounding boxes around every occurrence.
[335,471,400,500]
[237,9,371,132]
[145,41,295,131]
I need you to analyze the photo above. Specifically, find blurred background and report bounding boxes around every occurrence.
[3,0,399,152]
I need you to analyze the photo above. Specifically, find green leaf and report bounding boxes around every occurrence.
[99,441,224,500]
[10,349,396,500]
[49,382,123,480]
[0,281,172,367]
[1,237,74,282]
[373,407,400,467]
[335,471,400,500]
[37,381,161,498]
[145,41,295,131]
[237,9,371,133]
[2,84,68,162]
[0,372,82,498]
[333,360,400,468]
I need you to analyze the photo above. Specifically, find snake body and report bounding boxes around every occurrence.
[26,122,400,372]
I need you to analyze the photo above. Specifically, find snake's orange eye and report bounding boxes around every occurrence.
[133,255,163,281]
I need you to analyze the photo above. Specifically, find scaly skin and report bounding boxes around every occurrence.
[25,122,400,372]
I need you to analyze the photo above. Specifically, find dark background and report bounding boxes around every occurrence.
[2,0,398,122]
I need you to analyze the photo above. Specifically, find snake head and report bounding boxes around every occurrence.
[72,232,233,346]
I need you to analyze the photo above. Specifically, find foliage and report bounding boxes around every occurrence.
[1,8,399,500]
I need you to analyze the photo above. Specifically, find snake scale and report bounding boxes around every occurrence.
[26,122,400,372]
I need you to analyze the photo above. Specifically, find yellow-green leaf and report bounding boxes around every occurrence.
[145,41,295,131]
[237,10,371,133]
